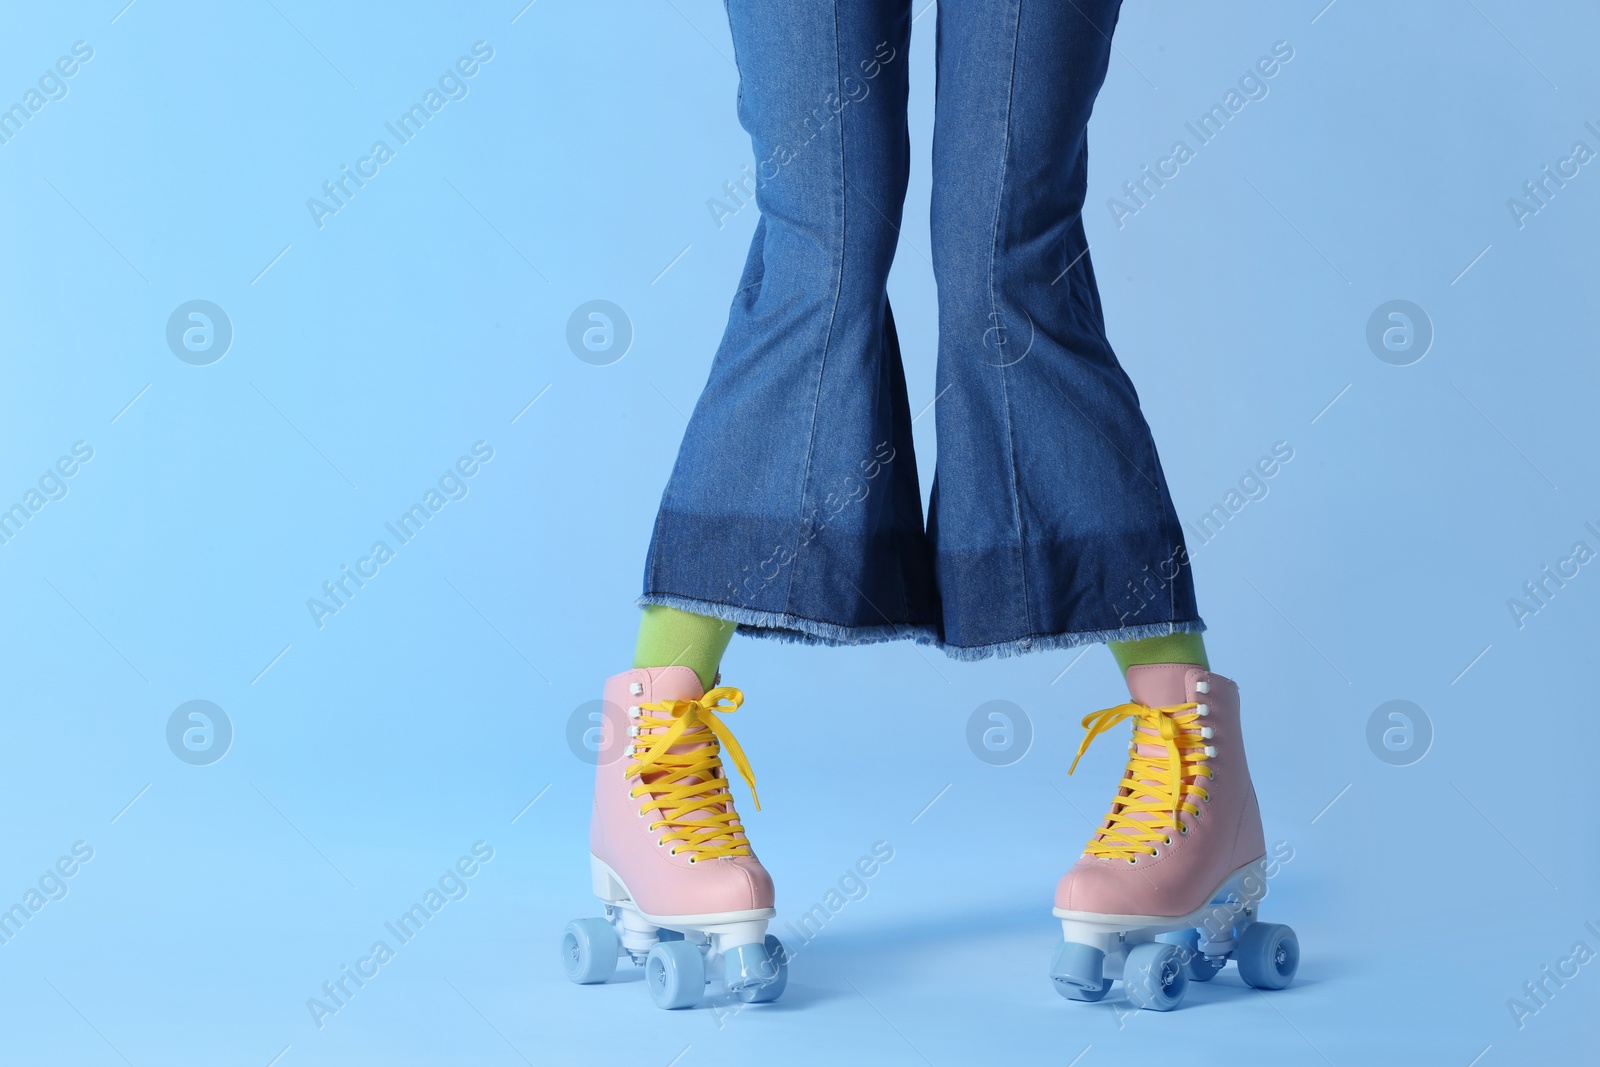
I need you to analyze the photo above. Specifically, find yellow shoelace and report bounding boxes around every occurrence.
[1067,701,1214,861]
[629,686,760,863]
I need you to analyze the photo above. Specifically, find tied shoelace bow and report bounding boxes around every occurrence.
[628,686,760,863]
[1067,701,1214,861]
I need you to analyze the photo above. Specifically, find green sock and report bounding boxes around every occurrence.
[1108,631,1209,674]
[632,605,736,692]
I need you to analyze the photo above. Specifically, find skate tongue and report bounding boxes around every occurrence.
[633,669,722,822]
[635,689,759,806]
[1115,723,1202,834]
[1125,663,1195,708]
[1121,666,1204,831]
[1070,700,1205,853]
[638,664,708,704]
[631,687,760,857]
[639,722,732,831]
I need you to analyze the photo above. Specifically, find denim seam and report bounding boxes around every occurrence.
[781,1,849,619]
[1167,503,1179,623]
[989,0,1035,638]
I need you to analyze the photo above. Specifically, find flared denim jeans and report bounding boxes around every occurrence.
[641,0,1202,659]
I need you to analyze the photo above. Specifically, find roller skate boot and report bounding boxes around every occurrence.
[1048,665,1299,1010]
[561,666,787,1009]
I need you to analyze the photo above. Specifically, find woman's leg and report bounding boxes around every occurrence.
[639,0,934,649]
[929,1,1290,1004]
[928,0,1201,657]
[574,3,923,1008]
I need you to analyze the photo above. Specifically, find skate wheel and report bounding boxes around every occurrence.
[561,918,619,985]
[1124,942,1188,1011]
[1236,922,1299,990]
[727,935,788,1004]
[1049,941,1111,1002]
[645,939,705,1009]
[1162,929,1226,983]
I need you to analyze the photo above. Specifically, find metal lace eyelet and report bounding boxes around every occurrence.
[1179,824,1188,835]
[1127,857,1138,864]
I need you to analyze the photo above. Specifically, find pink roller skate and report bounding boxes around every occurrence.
[1049,665,1300,1010]
[561,667,787,1009]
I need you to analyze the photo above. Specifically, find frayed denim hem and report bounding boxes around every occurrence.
[636,593,942,649]
[937,619,1207,662]
[637,593,1204,660]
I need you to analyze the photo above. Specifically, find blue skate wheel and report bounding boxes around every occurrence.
[728,935,788,1004]
[561,918,619,985]
[645,939,706,1009]
[1161,929,1226,982]
[1124,941,1189,1011]
[1050,942,1111,1002]
[1236,922,1299,990]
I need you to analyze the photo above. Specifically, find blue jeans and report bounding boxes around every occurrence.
[642,0,1202,659]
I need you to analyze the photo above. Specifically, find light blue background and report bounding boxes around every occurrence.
[1,1,1595,1064]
